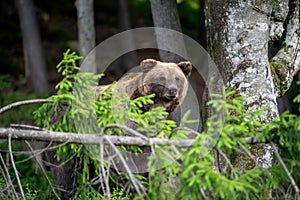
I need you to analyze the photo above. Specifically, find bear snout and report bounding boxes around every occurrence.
[167,87,178,99]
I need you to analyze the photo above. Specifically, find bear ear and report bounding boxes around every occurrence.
[140,59,157,72]
[177,61,192,77]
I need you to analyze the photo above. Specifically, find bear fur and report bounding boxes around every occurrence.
[95,59,192,114]
[48,59,192,199]
[96,59,192,173]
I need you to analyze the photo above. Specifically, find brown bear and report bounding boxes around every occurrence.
[95,58,192,115]
[95,58,192,173]
[48,59,192,199]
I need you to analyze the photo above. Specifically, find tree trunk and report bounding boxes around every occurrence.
[206,0,299,121]
[116,0,138,76]
[75,0,96,73]
[150,0,186,62]
[198,0,207,50]
[205,0,300,168]
[15,0,49,94]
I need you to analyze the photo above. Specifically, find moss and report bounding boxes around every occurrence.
[270,61,288,95]
[270,61,284,69]
[270,62,280,86]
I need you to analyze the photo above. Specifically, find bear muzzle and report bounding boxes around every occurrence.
[165,87,178,100]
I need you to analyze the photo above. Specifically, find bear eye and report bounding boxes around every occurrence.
[175,77,180,81]
[159,76,166,81]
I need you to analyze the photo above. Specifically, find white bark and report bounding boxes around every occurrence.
[221,1,278,121]
[206,0,300,121]
[205,0,300,169]
[270,0,300,96]
[0,127,257,146]
[0,127,193,147]
[207,0,300,121]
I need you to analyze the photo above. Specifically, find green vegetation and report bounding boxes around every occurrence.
[0,51,300,199]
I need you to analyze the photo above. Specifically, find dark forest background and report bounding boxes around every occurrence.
[0,0,201,92]
[1,0,298,124]
[0,1,300,199]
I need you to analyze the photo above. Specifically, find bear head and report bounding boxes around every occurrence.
[139,59,192,113]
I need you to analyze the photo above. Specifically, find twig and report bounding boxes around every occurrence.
[13,142,53,165]
[270,141,300,195]
[237,141,259,166]
[171,126,200,137]
[57,144,81,167]
[8,134,25,200]
[160,148,182,167]
[0,153,18,199]
[0,99,54,114]
[102,124,148,140]
[104,136,148,198]
[99,137,110,198]
[24,141,61,199]
[10,124,45,130]
[215,147,238,179]
[190,172,207,199]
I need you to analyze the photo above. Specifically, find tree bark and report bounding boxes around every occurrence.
[269,0,300,96]
[0,127,194,147]
[150,0,186,62]
[15,0,49,94]
[205,0,300,168]
[116,0,138,76]
[198,0,207,50]
[206,0,300,121]
[75,0,96,73]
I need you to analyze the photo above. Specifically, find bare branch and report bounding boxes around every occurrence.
[24,141,61,199]
[171,126,200,138]
[0,99,53,114]
[215,147,238,179]
[8,134,25,200]
[237,141,259,166]
[0,127,194,147]
[10,124,45,130]
[0,127,260,147]
[270,141,300,195]
[104,136,148,198]
[0,153,18,199]
[102,124,148,140]
[99,137,111,198]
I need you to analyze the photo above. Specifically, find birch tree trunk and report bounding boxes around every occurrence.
[15,0,49,94]
[75,0,96,73]
[206,0,299,121]
[205,0,300,167]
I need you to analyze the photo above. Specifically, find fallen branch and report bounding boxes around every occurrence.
[0,127,194,147]
[0,127,260,147]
